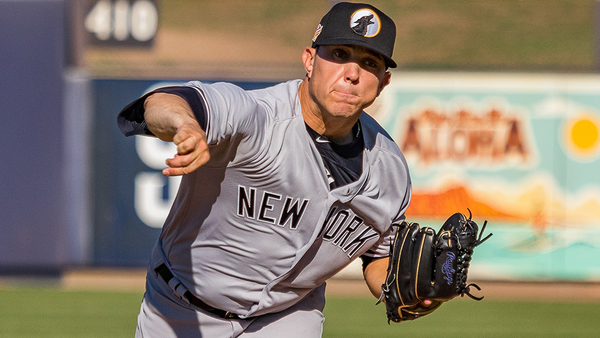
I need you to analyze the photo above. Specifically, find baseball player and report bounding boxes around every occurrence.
[118,2,418,337]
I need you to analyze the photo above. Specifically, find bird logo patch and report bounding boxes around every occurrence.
[350,9,381,38]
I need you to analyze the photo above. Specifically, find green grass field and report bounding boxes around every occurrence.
[323,297,600,338]
[0,288,598,337]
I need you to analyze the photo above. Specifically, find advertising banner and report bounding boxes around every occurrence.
[371,72,600,281]
[93,73,600,280]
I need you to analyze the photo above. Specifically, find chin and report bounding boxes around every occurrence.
[329,104,362,118]
[329,110,357,119]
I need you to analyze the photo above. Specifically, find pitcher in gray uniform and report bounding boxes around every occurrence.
[118,2,417,337]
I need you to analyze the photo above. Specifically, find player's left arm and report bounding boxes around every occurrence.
[362,256,388,299]
[362,256,434,307]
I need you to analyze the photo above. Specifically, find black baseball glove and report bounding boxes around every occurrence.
[377,211,492,323]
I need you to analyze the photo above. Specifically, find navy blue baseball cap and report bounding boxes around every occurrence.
[311,2,397,68]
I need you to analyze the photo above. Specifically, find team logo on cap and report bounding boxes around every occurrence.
[350,9,380,38]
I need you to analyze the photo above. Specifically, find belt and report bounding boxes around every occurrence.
[154,263,240,319]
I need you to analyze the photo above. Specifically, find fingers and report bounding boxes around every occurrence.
[163,125,210,176]
[421,299,433,307]
[174,133,199,155]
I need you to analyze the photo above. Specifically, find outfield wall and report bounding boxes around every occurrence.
[90,73,600,281]
[3,1,598,281]
[0,0,80,271]
[374,72,600,281]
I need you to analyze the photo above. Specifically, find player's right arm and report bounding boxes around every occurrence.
[143,92,210,176]
[118,82,264,174]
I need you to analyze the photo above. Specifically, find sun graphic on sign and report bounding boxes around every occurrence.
[564,113,600,161]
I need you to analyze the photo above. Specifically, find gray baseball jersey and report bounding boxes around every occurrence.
[119,79,412,333]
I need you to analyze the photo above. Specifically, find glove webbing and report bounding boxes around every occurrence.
[452,213,493,300]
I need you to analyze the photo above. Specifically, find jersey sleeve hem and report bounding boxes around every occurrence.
[117,93,155,137]
[117,86,208,137]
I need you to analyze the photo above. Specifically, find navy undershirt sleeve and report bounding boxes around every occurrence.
[117,86,207,137]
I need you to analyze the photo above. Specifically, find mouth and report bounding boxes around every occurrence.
[332,90,359,102]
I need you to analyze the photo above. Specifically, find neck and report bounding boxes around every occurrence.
[298,79,359,142]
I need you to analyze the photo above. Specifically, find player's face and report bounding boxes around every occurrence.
[303,45,391,120]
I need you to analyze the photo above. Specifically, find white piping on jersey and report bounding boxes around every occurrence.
[324,168,335,184]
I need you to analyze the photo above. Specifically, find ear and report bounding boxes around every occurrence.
[376,71,392,97]
[302,47,316,78]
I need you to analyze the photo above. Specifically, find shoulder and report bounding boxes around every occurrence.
[184,79,302,119]
[248,79,302,97]
[248,79,303,119]
[183,81,255,105]
[360,112,410,179]
[183,80,300,104]
[360,113,403,156]
[360,113,412,224]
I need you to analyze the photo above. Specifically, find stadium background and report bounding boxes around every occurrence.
[1,0,600,336]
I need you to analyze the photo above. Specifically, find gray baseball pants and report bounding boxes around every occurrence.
[135,272,326,338]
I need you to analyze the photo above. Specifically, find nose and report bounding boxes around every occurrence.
[344,62,360,83]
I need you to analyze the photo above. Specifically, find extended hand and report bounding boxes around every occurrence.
[144,92,210,176]
[163,122,210,176]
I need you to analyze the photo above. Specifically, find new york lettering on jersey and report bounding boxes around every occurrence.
[237,185,310,230]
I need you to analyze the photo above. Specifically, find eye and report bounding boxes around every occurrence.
[363,59,377,68]
[331,48,349,60]
[363,57,382,70]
